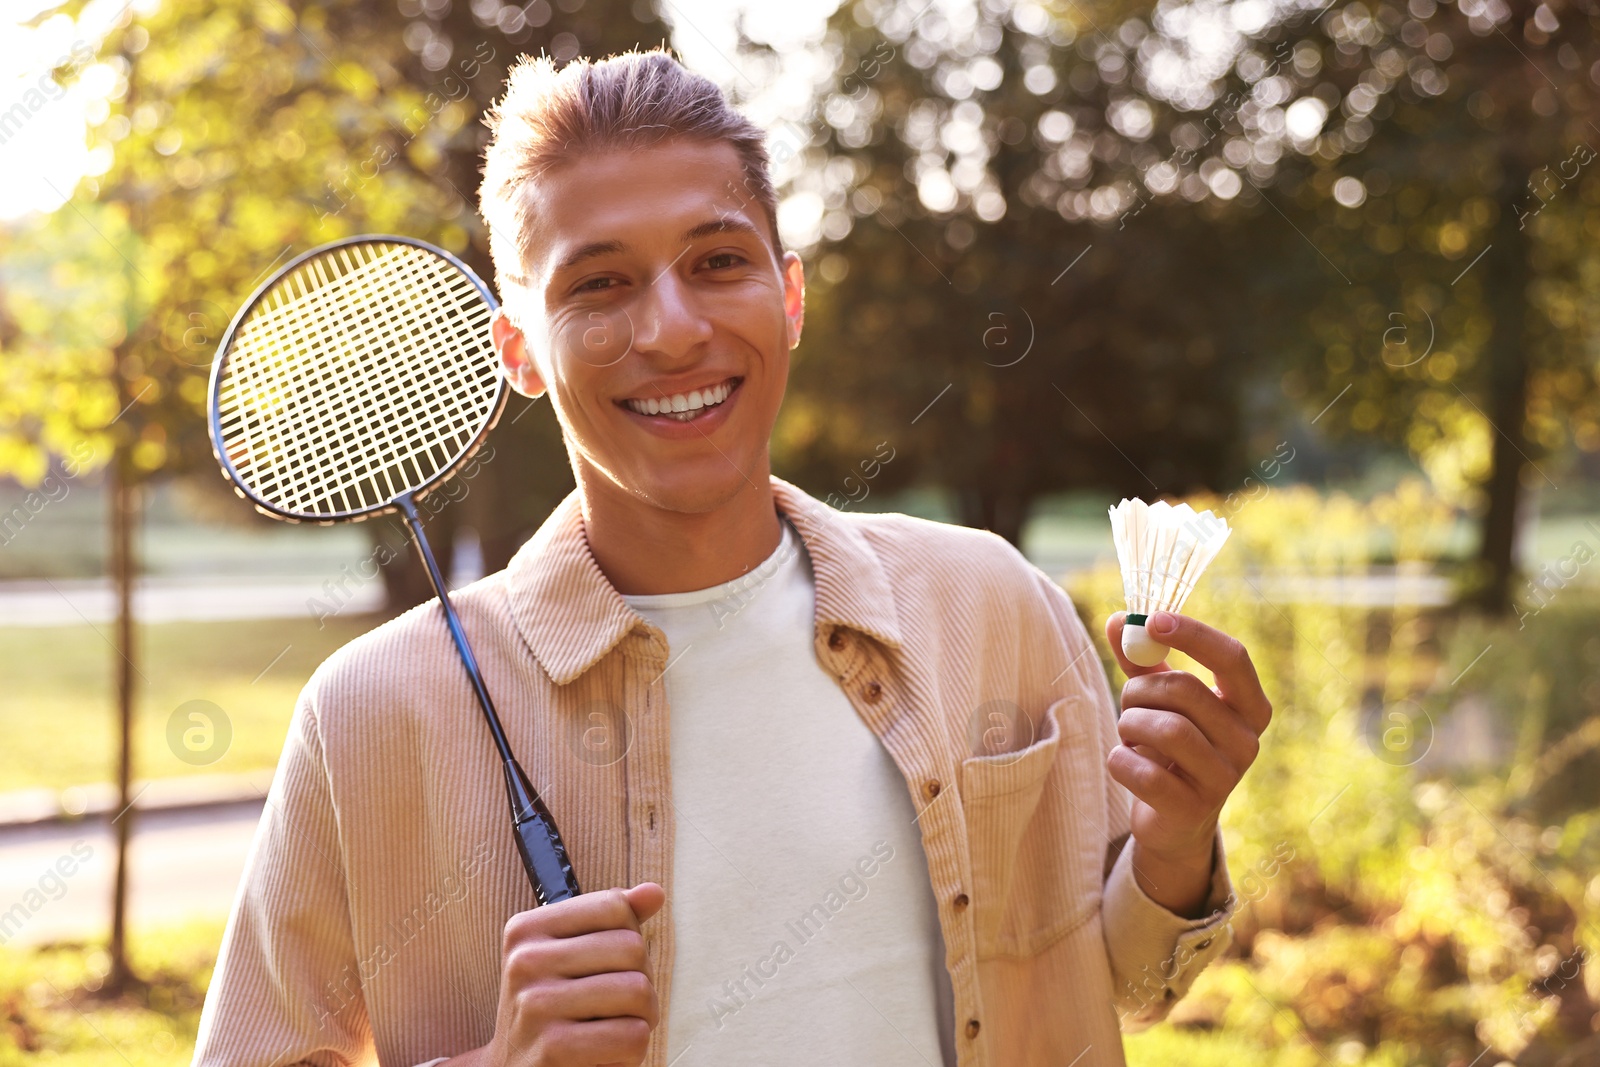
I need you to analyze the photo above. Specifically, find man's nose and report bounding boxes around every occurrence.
[631,264,713,360]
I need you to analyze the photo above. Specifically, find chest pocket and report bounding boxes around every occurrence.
[958,696,1106,958]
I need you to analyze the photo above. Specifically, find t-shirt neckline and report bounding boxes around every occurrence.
[618,513,802,610]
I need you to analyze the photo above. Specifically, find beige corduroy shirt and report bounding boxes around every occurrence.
[192,475,1238,1067]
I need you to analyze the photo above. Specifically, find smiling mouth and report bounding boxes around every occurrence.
[619,376,742,422]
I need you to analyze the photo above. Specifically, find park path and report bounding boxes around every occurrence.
[0,800,263,947]
[0,575,383,627]
[0,566,1451,628]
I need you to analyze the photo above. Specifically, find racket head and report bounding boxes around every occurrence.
[207,235,507,524]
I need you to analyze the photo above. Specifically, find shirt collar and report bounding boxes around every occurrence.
[501,475,903,685]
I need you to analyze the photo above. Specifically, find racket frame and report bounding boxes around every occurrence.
[205,234,510,526]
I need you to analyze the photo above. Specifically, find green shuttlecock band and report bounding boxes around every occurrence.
[1125,613,1148,626]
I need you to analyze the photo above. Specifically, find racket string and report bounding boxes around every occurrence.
[255,246,471,508]
[216,241,499,518]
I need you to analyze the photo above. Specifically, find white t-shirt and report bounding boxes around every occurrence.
[621,513,956,1066]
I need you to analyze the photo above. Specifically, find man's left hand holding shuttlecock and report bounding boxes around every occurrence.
[1103,608,1274,920]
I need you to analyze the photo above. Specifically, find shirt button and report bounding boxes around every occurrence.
[953,892,969,910]
[863,680,884,703]
[925,779,941,799]
[965,1018,981,1039]
[828,630,847,651]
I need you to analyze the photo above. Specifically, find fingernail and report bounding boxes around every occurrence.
[1150,612,1175,634]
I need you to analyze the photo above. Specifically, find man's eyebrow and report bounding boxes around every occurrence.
[551,239,626,277]
[681,216,762,243]
[548,218,763,278]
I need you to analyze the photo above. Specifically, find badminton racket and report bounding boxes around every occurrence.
[206,234,581,905]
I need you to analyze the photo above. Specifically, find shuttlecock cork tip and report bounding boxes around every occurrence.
[1121,619,1169,667]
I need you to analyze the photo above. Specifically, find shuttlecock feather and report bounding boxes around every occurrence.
[1108,498,1231,667]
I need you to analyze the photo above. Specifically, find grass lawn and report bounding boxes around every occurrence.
[0,616,384,792]
[0,919,225,1067]
[0,918,1312,1066]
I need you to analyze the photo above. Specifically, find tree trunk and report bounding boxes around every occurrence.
[1471,159,1534,616]
[958,487,1032,547]
[105,76,142,991]
[106,429,138,996]
[377,506,458,616]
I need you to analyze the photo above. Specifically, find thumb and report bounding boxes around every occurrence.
[624,881,666,924]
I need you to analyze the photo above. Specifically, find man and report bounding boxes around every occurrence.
[194,48,1271,1067]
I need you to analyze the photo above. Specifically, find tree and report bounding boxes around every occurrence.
[5,0,673,613]
[768,0,1316,545]
[770,0,1600,613]
[1124,0,1600,612]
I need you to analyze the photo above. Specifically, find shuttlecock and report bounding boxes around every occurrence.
[1108,498,1231,667]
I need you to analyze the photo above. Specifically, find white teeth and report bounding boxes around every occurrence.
[624,379,736,418]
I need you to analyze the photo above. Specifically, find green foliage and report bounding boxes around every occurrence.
[776,0,1600,614]
[1069,481,1600,1063]
[774,0,1286,544]
[1268,11,1600,492]
[0,211,125,486]
[1,0,671,596]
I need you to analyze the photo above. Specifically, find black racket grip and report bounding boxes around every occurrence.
[502,759,582,904]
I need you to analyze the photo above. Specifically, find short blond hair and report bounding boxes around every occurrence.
[478,48,782,301]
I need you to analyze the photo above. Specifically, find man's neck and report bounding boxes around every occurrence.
[576,470,784,596]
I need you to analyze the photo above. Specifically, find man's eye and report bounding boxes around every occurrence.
[576,277,616,293]
[704,253,743,270]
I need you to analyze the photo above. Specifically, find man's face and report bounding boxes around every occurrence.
[491,138,804,516]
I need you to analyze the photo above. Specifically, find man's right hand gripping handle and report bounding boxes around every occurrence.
[442,883,666,1067]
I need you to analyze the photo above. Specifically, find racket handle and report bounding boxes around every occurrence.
[502,758,582,904]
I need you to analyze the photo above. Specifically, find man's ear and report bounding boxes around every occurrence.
[781,251,805,351]
[491,307,547,399]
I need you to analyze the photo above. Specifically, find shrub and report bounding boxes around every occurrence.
[1066,479,1600,1065]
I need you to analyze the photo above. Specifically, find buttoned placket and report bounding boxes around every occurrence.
[622,622,674,1067]
[818,623,988,1067]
